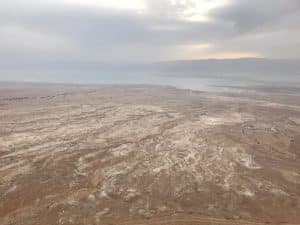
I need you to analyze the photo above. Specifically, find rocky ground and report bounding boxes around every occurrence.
[0,83,299,225]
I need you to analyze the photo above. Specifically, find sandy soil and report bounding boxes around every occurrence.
[0,84,299,225]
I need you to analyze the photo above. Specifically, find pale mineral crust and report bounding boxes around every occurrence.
[0,84,299,225]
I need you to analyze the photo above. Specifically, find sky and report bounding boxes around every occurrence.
[0,0,300,82]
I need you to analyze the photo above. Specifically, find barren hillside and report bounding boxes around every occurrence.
[0,84,299,225]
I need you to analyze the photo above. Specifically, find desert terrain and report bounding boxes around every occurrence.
[0,83,299,225]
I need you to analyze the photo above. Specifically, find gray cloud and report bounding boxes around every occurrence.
[212,0,300,33]
[0,4,228,46]
[0,0,299,82]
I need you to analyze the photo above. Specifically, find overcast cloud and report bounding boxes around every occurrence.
[0,0,299,82]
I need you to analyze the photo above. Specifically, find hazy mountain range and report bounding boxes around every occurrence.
[1,58,300,86]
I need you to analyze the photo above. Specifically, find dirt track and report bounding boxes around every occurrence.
[120,214,298,225]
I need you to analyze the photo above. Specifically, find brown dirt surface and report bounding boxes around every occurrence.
[0,83,299,225]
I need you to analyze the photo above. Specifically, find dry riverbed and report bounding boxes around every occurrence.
[0,84,299,225]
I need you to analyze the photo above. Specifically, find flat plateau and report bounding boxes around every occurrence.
[0,84,299,225]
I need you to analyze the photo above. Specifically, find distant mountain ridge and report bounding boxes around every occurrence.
[1,58,300,84]
[150,58,300,77]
